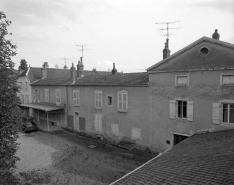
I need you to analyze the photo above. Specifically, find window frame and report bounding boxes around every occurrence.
[220,74,234,86]
[55,89,61,105]
[170,99,193,121]
[107,95,113,107]
[94,90,103,109]
[73,90,80,106]
[221,102,234,125]
[117,90,128,112]
[34,88,40,103]
[44,89,49,103]
[175,74,189,86]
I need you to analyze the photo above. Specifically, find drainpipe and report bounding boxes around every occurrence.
[47,111,49,131]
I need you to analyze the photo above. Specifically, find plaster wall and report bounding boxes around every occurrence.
[17,76,31,103]
[67,85,151,148]
[150,70,234,151]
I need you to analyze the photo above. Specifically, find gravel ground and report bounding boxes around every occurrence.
[14,130,155,185]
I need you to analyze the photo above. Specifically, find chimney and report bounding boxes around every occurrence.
[79,57,84,77]
[70,63,76,84]
[163,38,171,59]
[212,29,220,40]
[41,62,49,79]
[77,60,81,78]
[112,63,117,74]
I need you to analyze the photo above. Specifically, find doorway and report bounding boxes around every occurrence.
[74,111,79,131]
[173,134,188,145]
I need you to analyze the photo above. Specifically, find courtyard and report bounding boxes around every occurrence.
[14,129,155,185]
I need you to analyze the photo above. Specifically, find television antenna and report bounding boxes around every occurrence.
[76,45,92,61]
[156,21,182,40]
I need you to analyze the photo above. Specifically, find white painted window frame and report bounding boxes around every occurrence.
[73,90,80,106]
[175,74,189,86]
[169,98,193,121]
[44,89,49,103]
[117,90,128,112]
[220,73,234,86]
[55,89,61,105]
[94,90,103,109]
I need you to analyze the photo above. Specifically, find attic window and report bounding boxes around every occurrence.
[200,47,209,56]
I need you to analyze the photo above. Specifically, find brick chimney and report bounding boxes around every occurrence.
[112,63,117,75]
[77,57,84,78]
[41,62,49,79]
[163,39,171,59]
[70,63,76,84]
[212,29,220,40]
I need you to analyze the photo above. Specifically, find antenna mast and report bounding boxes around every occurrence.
[76,45,91,61]
[156,21,182,48]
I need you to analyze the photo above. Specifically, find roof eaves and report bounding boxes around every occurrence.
[147,37,234,71]
[71,83,149,87]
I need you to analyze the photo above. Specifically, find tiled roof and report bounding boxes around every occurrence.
[73,72,149,86]
[20,67,112,83]
[32,72,149,86]
[112,129,234,185]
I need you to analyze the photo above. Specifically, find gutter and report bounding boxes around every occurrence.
[109,151,166,185]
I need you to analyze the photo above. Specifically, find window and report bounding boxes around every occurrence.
[73,90,80,106]
[94,114,103,133]
[34,89,40,103]
[221,75,234,85]
[107,95,113,107]
[178,101,187,118]
[94,90,102,109]
[118,90,128,112]
[170,100,193,121]
[55,89,61,105]
[25,82,28,91]
[25,95,29,103]
[175,75,189,86]
[44,89,49,102]
[222,103,234,124]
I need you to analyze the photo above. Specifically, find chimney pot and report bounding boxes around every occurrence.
[70,63,76,83]
[212,29,220,40]
[112,63,117,74]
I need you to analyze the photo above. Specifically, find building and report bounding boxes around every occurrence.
[147,30,234,152]
[111,128,234,185]
[29,63,151,149]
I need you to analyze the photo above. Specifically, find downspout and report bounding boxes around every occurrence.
[65,85,69,127]
[47,111,49,131]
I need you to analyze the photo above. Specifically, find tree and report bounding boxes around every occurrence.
[18,59,28,71]
[0,11,22,183]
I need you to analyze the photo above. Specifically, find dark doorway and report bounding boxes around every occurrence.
[174,134,188,145]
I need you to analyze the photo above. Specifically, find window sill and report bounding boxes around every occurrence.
[220,123,234,127]
[118,109,128,113]
[107,105,113,107]
[95,107,103,110]
[175,84,188,87]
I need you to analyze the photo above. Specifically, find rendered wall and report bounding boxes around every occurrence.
[149,69,234,152]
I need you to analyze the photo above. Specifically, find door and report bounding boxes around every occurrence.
[94,114,103,134]
[74,111,79,131]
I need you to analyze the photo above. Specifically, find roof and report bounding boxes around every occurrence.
[111,129,234,185]
[20,103,64,112]
[32,72,149,86]
[19,67,112,83]
[147,36,234,71]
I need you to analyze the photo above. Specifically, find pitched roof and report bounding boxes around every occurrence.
[112,129,234,185]
[19,67,112,83]
[32,72,149,86]
[147,36,234,71]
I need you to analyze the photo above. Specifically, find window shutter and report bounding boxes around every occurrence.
[169,100,176,119]
[212,103,220,124]
[187,101,194,121]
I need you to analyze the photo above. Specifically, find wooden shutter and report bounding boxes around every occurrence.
[212,103,220,124]
[169,100,176,119]
[187,101,193,121]
[118,93,122,110]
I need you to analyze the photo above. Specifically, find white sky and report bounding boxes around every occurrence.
[2,0,234,72]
